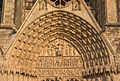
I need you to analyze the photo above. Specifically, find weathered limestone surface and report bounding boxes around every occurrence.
[0,28,15,52]
[0,0,120,81]
[105,27,120,54]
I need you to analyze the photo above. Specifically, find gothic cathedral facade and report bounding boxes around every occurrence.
[0,0,120,81]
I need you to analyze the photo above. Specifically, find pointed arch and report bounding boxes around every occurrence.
[7,10,114,77]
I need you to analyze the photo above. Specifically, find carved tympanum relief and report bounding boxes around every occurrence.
[36,39,83,80]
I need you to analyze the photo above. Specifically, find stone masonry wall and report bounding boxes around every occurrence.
[0,28,15,53]
[105,26,120,75]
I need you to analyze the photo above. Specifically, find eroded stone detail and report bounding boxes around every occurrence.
[105,27,120,54]
[105,27,120,72]
[0,0,119,81]
[6,11,113,81]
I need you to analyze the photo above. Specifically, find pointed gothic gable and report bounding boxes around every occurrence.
[5,0,116,80]
[17,0,98,31]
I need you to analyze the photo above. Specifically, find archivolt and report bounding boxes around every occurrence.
[10,10,111,74]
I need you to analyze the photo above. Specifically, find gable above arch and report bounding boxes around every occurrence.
[19,0,97,30]
[5,0,116,79]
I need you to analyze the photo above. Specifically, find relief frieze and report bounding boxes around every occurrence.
[36,56,82,69]
[35,56,82,77]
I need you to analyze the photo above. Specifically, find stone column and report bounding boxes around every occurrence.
[2,0,15,27]
[106,0,117,23]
